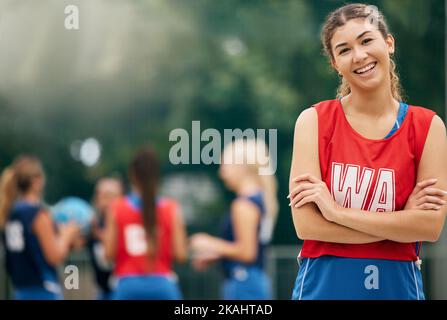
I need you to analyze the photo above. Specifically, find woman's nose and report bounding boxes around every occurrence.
[352,46,368,64]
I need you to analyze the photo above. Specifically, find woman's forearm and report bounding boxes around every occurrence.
[334,206,447,243]
[292,204,385,244]
[210,237,257,263]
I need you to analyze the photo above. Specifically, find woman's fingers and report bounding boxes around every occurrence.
[415,187,447,200]
[418,203,442,210]
[287,183,314,200]
[290,189,315,208]
[412,179,438,195]
[415,195,447,206]
[293,174,321,184]
[295,194,317,209]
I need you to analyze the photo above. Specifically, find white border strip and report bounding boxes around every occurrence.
[298,259,310,300]
[411,261,420,300]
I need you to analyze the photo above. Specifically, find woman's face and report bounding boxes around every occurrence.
[331,18,395,93]
[94,180,122,215]
[32,174,45,194]
[218,151,247,191]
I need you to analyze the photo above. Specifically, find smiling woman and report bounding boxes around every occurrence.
[288,3,447,300]
[322,5,402,103]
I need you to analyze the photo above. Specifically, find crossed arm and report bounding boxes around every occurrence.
[289,108,447,244]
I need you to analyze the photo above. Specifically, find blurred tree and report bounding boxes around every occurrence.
[0,0,444,243]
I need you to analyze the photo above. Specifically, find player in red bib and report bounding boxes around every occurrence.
[288,4,447,299]
[103,146,187,300]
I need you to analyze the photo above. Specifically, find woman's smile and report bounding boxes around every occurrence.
[353,61,377,77]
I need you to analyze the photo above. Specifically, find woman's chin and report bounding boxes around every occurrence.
[351,77,385,93]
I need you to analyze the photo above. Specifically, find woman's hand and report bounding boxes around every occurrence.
[58,221,81,243]
[405,178,447,210]
[288,174,341,222]
[71,235,86,251]
[190,233,220,271]
[190,233,220,256]
[289,175,447,219]
[191,254,219,271]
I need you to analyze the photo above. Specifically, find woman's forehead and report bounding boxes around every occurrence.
[331,18,378,45]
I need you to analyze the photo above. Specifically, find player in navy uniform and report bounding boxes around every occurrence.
[87,177,123,300]
[191,139,278,300]
[0,155,80,300]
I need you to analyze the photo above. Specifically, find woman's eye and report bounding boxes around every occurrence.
[362,38,373,45]
[339,48,350,55]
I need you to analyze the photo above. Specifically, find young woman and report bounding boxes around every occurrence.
[288,4,447,300]
[190,139,278,300]
[103,146,188,300]
[0,155,80,300]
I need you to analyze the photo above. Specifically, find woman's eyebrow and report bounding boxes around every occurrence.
[334,31,373,50]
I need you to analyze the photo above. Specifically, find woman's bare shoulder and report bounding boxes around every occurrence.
[294,107,318,134]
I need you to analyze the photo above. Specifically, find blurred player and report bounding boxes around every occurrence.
[190,138,278,300]
[0,155,79,300]
[87,177,124,300]
[103,146,187,300]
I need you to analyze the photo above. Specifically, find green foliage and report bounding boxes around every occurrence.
[0,0,444,243]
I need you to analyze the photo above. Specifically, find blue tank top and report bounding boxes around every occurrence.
[3,200,59,288]
[384,101,409,139]
[220,192,266,278]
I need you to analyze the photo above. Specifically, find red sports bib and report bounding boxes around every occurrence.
[300,99,436,261]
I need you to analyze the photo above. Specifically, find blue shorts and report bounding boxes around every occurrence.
[14,284,63,300]
[292,256,425,300]
[223,266,272,300]
[96,290,113,300]
[112,275,182,300]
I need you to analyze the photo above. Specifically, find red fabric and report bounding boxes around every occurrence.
[300,99,436,261]
[113,197,178,276]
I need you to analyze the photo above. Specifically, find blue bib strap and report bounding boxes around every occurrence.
[385,101,409,139]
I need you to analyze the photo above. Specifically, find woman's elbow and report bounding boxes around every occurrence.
[238,248,257,264]
[296,229,308,241]
[427,212,447,243]
[293,218,314,241]
[427,225,445,243]
[296,228,317,241]
[292,207,318,241]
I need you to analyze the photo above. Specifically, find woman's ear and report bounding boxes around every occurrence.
[331,59,340,75]
[386,34,395,55]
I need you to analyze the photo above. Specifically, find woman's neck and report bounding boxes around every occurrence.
[235,178,261,197]
[21,192,41,204]
[343,83,399,118]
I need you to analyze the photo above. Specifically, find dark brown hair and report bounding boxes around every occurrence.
[321,3,403,100]
[129,146,159,257]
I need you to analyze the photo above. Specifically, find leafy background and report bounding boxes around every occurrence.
[0,0,444,244]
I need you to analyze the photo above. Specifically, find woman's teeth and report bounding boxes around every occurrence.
[354,62,376,74]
